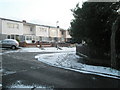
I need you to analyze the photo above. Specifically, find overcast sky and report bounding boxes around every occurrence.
[0,0,87,29]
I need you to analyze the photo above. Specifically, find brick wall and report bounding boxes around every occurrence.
[19,42,71,47]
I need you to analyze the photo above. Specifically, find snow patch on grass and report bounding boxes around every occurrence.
[35,52,120,79]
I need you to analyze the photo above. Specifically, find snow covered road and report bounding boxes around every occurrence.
[2,47,120,88]
[1,47,120,79]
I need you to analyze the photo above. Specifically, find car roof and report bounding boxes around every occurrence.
[4,39,15,41]
[4,39,18,42]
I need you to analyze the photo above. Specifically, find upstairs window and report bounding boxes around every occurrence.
[61,31,64,35]
[7,23,14,28]
[14,24,19,29]
[39,27,47,34]
[30,27,32,31]
[7,23,19,29]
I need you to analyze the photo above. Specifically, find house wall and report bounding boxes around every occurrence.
[57,29,63,38]
[1,20,23,35]
[0,19,2,34]
[0,18,70,43]
[59,30,66,42]
[65,30,71,38]
[0,34,7,40]
[36,26,49,37]
[49,27,58,37]
[60,30,66,37]
[23,24,36,35]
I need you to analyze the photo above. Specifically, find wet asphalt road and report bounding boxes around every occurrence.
[1,50,120,89]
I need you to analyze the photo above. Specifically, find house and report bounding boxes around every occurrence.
[0,18,23,41]
[23,21,38,43]
[65,30,71,42]
[0,18,71,45]
[36,25,49,42]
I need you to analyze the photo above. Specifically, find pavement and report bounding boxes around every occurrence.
[1,49,120,89]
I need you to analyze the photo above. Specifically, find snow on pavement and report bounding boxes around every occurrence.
[10,84,47,89]
[19,47,76,52]
[0,47,76,55]
[1,47,120,79]
[35,48,120,79]
[8,80,53,89]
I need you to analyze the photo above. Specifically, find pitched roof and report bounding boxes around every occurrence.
[0,17,66,30]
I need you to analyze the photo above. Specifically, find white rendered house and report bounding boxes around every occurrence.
[0,18,71,43]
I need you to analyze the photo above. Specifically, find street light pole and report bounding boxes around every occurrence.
[111,8,120,69]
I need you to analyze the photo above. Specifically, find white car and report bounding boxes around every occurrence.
[0,39,19,49]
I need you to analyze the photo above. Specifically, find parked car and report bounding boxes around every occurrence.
[0,39,19,49]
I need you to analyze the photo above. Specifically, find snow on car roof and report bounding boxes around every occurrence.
[4,39,18,43]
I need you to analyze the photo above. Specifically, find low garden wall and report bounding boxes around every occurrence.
[19,42,71,47]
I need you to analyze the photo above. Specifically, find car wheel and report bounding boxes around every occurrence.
[11,45,16,50]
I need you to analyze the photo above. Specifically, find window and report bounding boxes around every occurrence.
[30,27,32,31]
[20,35,25,41]
[14,24,19,29]
[32,36,35,40]
[16,35,19,40]
[26,36,32,40]
[42,37,48,41]
[7,23,19,29]
[2,40,8,44]
[40,28,46,33]
[11,35,15,39]
[26,36,29,40]
[29,36,32,40]
[7,23,14,28]
[36,36,39,41]
[54,37,58,42]
[61,31,64,35]
[61,38,65,41]
[39,36,42,41]
[7,35,10,39]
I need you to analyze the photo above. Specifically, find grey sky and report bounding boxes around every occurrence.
[0,0,87,29]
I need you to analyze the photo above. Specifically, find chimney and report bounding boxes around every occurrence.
[22,20,26,23]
